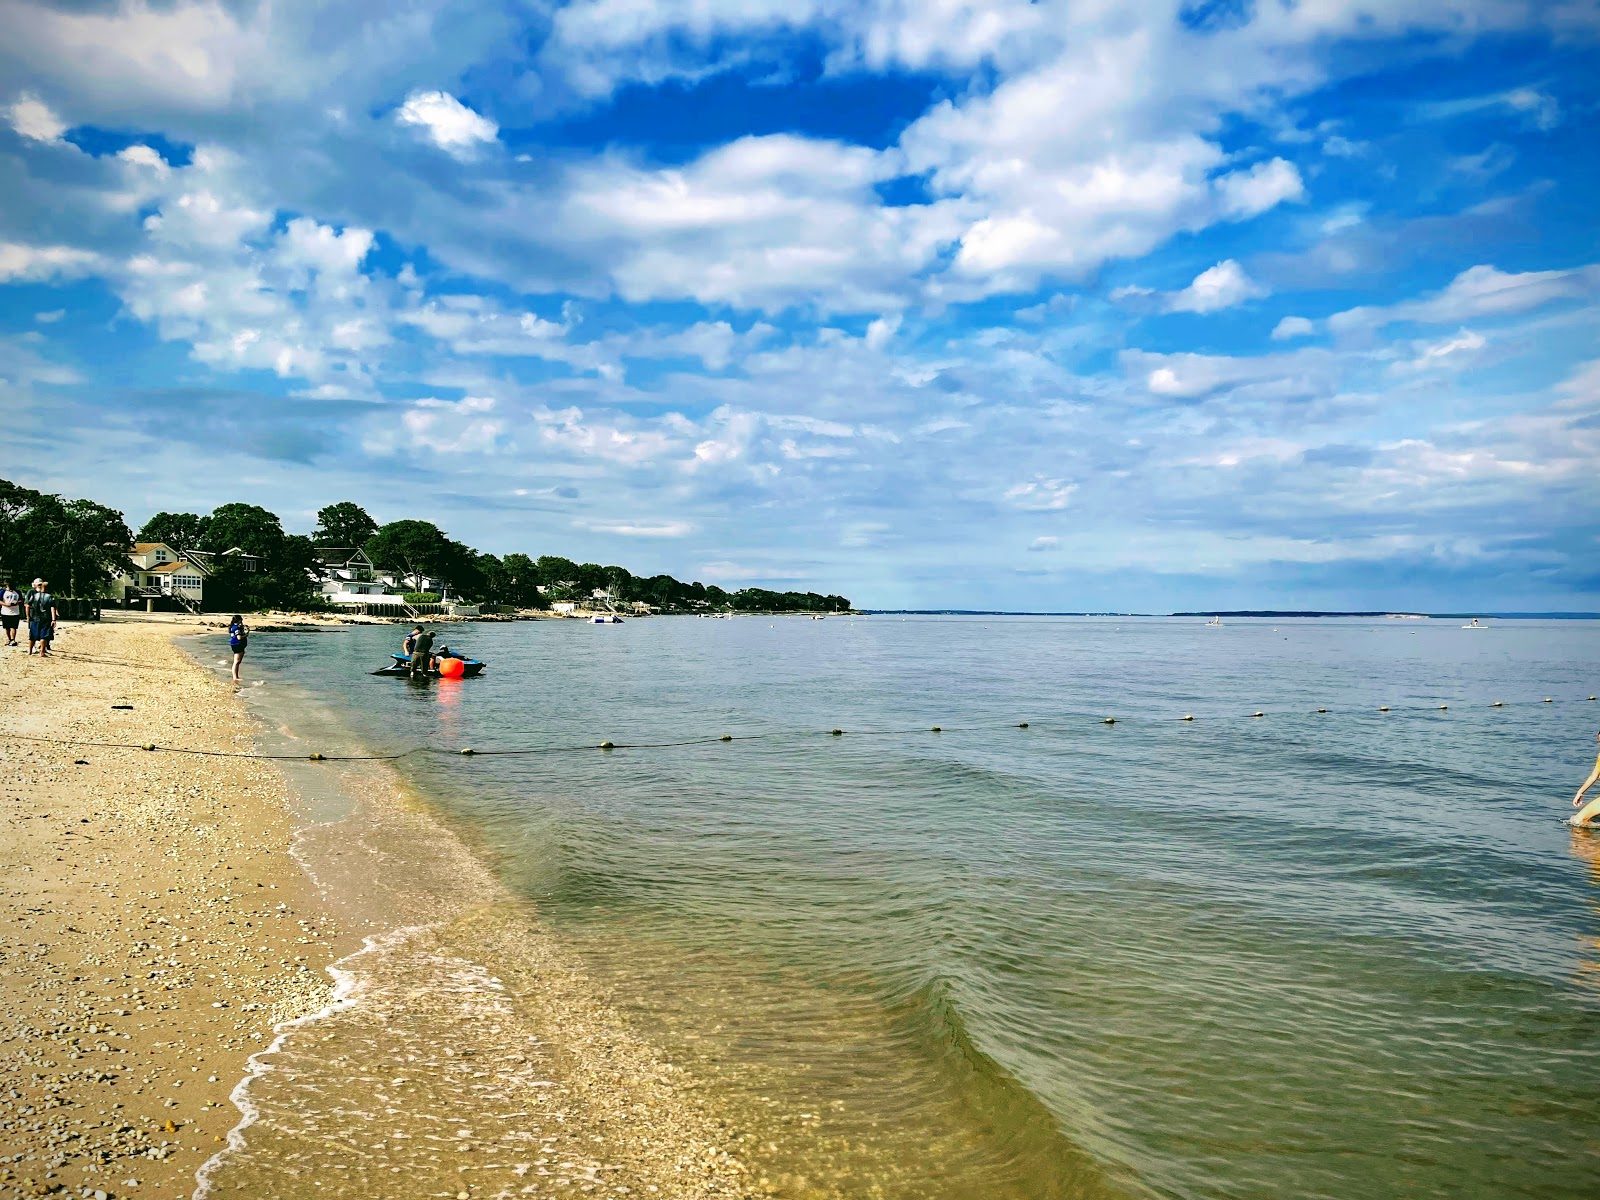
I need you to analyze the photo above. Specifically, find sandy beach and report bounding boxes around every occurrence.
[1,616,344,1198]
[2,616,758,1200]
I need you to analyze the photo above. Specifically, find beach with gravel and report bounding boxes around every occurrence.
[2,616,759,1200]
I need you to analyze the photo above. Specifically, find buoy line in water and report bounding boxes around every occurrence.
[4,692,1596,761]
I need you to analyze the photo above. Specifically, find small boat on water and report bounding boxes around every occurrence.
[591,614,623,624]
[1205,615,1223,627]
[371,654,486,677]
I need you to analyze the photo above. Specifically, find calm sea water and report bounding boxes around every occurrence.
[245,615,1600,1199]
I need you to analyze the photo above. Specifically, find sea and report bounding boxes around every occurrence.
[216,615,1600,1199]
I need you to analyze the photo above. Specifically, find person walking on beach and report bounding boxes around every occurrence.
[26,578,58,656]
[409,627,435,678]
[1572,732,1600,828]
[0,581,21,647]
[228,614,249,683]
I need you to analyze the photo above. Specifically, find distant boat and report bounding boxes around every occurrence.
[1205,616,1223,627]
[811,614,826,620]
[1463,617,1486,629]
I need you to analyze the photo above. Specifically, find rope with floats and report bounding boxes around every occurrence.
[4,693,1596,762]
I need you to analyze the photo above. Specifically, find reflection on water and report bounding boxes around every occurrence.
[241,616,1600,1198]
[1567,829,1600,993]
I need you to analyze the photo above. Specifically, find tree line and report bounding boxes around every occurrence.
[0,479,851,613]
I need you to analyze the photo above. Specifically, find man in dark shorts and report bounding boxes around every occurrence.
[26,578,58,657]
[0,580,20,647]
[409,627,435,677]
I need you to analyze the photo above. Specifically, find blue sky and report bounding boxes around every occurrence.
[1,0,1597,611]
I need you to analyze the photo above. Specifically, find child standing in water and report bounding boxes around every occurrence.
[1572,732,1600,827]
[228,614,249,683]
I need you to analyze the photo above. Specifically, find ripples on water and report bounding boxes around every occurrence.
[249,616,1600,1198]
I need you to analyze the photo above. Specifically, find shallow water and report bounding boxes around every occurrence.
[240,615,1600,1198]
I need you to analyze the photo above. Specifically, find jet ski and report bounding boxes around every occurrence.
[371,653,486,677]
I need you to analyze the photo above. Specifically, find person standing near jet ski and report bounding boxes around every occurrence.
[408,628,436,678]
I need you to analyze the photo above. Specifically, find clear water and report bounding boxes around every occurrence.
[243,615,1600,1199]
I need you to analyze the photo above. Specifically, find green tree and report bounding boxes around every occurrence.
[499,554,548,608]
[535,555,580,587]
[202,503,286,560]
[0,478,133,596]
[312,501,379,549]
[208,532,323,612]
[137,511,210,549]
[367,520,454,590]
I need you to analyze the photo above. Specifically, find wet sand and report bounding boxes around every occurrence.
[2,616,758,1200]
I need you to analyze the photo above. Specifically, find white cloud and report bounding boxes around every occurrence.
[1421,86,1561,131]
[864,313,901,351]
[1129,347,1337,401]
[559,134,955,311]
[396,90,498,156]
[34,309,66,323]
[1330,263,1600,333]
[1027,536,1059,552]
[0,241,101,282]
[1321,134,1366,158]
[5,92,67,142]
[1272,316,1316,340]
[576,519,695,538]
[1395,328,1487,372]
[276,217,374,279]
[1165,260,1267,314]
[1005,478,1076,510]
[1213,158,1305,220]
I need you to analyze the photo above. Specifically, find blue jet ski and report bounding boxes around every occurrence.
[371,653,486,677]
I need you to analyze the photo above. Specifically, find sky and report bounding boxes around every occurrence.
[1,1,1597,612]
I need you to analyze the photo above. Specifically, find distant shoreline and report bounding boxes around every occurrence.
[861,610,1600,620]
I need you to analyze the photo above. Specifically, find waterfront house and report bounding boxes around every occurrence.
[112,542,262,610]
[311,545,405,605]
[312,545,378,582]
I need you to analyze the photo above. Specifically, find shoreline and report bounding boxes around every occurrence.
[0,615,348,1198]
[3,615,759,1199]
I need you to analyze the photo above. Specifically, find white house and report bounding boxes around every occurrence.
[113,543,261,609]
[311,546,405,605]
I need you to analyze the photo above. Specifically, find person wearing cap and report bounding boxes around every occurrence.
[0,580,21,647]
[1572,732,1600,828]
[26,578,58,657]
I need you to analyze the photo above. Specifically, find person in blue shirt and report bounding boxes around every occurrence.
[26,579,58,657]
[228,614,249,682]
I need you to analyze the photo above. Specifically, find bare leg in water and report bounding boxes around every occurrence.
[1572,732,1600,827]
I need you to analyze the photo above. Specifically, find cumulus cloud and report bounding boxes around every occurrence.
[1165,260,1267,314]
[396,90,498,156]
[1027,536,1060,552]
[558,134,954,310]
[1213,158,1305,220]
[1272,316,1316,340]
[5,92,67,142]
[0,241,102,281]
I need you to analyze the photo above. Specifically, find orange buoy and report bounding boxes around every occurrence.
[438,657,466,679]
